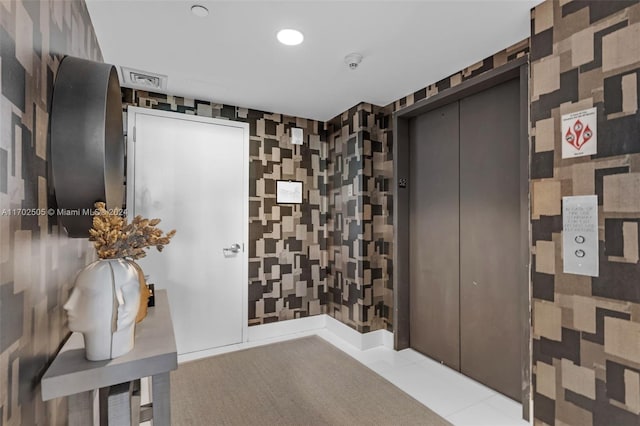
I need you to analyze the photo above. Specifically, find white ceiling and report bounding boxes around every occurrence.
[86,0,541,122]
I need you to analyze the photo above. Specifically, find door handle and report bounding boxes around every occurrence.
[223,243,241,254]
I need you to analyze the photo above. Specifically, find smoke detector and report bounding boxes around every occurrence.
[191,5,209,17]
[344,53,363,70]
[120,67,168,91]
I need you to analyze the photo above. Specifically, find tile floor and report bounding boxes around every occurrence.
[315,329,530,426]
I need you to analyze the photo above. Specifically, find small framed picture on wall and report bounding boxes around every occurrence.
[276,180,303,204]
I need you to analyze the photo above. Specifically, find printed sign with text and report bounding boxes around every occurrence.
[561,107,597,159]
[563,195,599,277]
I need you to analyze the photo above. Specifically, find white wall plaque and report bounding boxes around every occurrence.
[276,180,303,204]
[562,195,598,277]
[291,127,303,145]
[561,107,597,159]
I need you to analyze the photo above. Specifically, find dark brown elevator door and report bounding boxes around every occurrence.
[459,78,521,400]
[409,101,460,370]
[408,78,521,400]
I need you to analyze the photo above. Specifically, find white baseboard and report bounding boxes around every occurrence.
[381,328,394,349]
[178,314,395,364]
[246,315,326,341]
[324,315,394,350]
[178,342,249,363]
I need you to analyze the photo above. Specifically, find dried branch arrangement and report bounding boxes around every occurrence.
[89,202,176,260]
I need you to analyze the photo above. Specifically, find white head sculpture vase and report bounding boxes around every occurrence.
[64,259,141,361]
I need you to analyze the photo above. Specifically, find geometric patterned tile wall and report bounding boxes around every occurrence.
[123,95,395,333]
[0,1,100,425]
[530,1,640,425]
[367,105,394,332]
[122,89,331,326]
[326,103,394,332]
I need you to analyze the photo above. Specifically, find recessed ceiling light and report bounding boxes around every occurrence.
[277,29,304,46]
[191,5,209,17]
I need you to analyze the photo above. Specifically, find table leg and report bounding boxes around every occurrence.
[151,372,170,426]
[107,382,133,426]
[68,390,94,426]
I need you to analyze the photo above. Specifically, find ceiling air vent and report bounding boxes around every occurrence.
[120,67,167,91]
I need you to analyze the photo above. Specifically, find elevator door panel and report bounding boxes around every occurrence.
[409,101,460,370]
[459,78,521,400]
[408,78,522,401]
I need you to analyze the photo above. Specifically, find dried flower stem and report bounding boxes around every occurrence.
[89,202,176,260]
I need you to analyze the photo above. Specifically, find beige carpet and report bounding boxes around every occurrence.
[171,336,450,425]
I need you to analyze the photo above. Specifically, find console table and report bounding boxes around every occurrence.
[42,290,177,425]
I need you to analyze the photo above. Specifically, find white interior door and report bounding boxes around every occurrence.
[128,107,248,355]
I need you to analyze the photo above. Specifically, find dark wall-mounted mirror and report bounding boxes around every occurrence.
[50,56,124,238]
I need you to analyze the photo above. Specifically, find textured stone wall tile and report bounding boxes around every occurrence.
[570,163,596,196]
[536,240,557,274]
[572,295,597,334]
[533,57,561,99]
[533,180,562,219]
[37,176,47,238]
[580,338,606,376]
[0,347,8,414]
[556,394,595,426]
[571,27,596,67]
[450,73,462,87]
[34,105,47,160]
[10,357,21,424]
[562,4,595,42]
[561,358,596,399]
[535,0,555,34]
[625,369,640,414]
[580,68,604,105]
[622,221,639,263]
[14,1,32,75]
[537,361,557,399]
[535,117,556,153]
[604,317,640,363]
[534,300,563,341]
[462,60,484,78]
[559,98,594,117]
[13,124,23,181]
[621,73,638,114]
[0,210,8,266]
[603,173,640,213]
[602,23,640,72]
[12,230,31,293]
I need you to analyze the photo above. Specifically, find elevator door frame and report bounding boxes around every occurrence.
[392,56,530,420]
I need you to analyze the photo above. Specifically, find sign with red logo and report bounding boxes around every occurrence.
[561,107,597,158]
